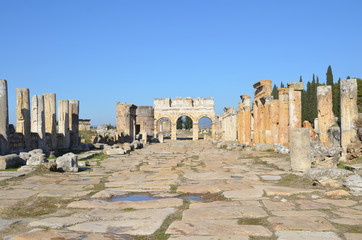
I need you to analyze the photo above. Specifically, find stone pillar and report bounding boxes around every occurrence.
[31,95,46,150]
[252,102,259,143]
[290,128,311,172]
[288,82,303,143]
[58,100,70,150]
[314,118,319,132]
[16,88,31,150]
[317,86,335,146]
[43,93,56,150]
[193,123,198,141]
[237,102,243,143]
[171,121,177,140]
[211,121,216,139]
[0,79,9,155]
[340,79,358,159]
[263,96,273,145]
[116,102,137,142]
[69,100,80,148]
[278,88,289,146]
[271,99,279,144]
[241,95,252,144]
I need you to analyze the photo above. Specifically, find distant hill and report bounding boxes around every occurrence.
[198,117,212,128]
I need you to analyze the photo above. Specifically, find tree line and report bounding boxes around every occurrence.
[271,65,362,126]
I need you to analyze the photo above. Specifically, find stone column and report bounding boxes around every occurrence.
[340,79,358,159]
[278,88,289,146]
[69,100,80,148]
[237,102,243,143]
[0,79,9,155]
[271,99,279,144]
[211,120,216,139]
[31,95,46,150]
[43,93,56,150]
[317,86,335,146]
[290,128,311,172]
[252,102,259,143]
[241,95,252,144]
[16,88,31,150]
[58,100,70,150]
[171,120,177,140]
[193,122,198,141]
[263,96,273,145]
[288,82,303,143]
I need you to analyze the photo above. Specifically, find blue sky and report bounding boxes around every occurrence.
[1,0,361,126]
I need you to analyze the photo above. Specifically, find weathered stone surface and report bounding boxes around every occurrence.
[69,99,80,149]
[43,93,57,150]
[29,216,86,229]
[340,79,358,160]
[31,95,46,150]
[317,86,335,146]
[288,85,302,137]
[0,79,9,155]
[223,188,264,200]
[271,210,327,217]
[0,154,25,169]
[268,216,336,231]
[278,88,289,146]
[169,236,247,240]
[344,233,362,240]
[276,230,341,240]
[303,120,316,139]
[69,208,175,235]
[16,88,31,150]
[26,149,47,166]
[58,100,70,150]
[56,152,78,172]
[166,220,272,237]
[343,174,362,194]
[305,167,353,187]
[262,200,295,211]
[312,144,342,168]
[290,128,311,171]
[0,217,20,231]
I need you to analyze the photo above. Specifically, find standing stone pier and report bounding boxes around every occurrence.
[69,100,80,149]
[317,86,335,146]
[340,79,358,160]
[288,82,303,140]
[16,88,31,150]
[270,99,279,144]
[263,96,273,145]
[290,128,311,171]
[278,88,289,146]
[31,95,46,150]
[58,100,70,150]
[238,95,251,144]
[0,79,9,155]
[44,93,57,150]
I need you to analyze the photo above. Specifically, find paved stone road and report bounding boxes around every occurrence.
[0,140,361,239]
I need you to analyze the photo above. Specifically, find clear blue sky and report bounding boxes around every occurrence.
[1,0,361,126]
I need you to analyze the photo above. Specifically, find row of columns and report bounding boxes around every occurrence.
[0,79,80,155]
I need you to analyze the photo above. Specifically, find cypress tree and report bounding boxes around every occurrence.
[326,65,334,86]
[272,84,279,100]
[300,76,303,82]
[357,78,362,113]
[184,116,193,130]
[280,82,285,88]
[333,78,341,118]
[177,117,183,129]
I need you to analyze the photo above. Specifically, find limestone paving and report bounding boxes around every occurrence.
[0,140,360,239]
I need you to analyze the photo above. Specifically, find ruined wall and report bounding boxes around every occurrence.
[135,106,154,137]
[116,102,137,141]
[221,107,237,141]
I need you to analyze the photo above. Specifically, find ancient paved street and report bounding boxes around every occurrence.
[1,141,361,240]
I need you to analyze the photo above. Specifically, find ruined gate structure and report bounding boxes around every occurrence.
[154,97,216,140]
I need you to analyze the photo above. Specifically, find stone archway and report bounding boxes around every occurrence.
[154,97,216,140]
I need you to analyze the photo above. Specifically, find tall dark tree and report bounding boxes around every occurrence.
[280,82,285,88]
[184,116,193,130]
[272,84,279,100]
[333,78,341,118]
[326,65,334,86]
[357,78,362,113]
[176,117,183,129]
[299,76,303,82]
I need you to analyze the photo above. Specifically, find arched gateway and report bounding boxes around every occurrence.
[154,97,215,140]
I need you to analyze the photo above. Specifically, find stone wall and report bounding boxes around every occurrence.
[135,106,154,137]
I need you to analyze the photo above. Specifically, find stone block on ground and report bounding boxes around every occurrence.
[0,154,25,169]
[26,149,47,166]
[304,168,354,188]
[56,153,78,172]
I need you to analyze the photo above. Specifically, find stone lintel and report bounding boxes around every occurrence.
[287,82,304,91]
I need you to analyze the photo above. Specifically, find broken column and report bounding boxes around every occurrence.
[288,82,303,129]
[31,95,46,150]
[317,86,335,146]
[193,122,198,141]
[237,101,243,143]
[263,96,273,145]
[340,79,358,159]
[69,100,80,149]
[241,95,252,144]
[0,79,9,155]
[58,100,70,150]
[278,88,289,146]
[43,93,57,150]
[252,80,272,144]
[16,88,31,150]
[270,99,279,144]
[171,120,177,140]
[290,128,311,171]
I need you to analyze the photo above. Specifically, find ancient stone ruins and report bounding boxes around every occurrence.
[0,77,361,240]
